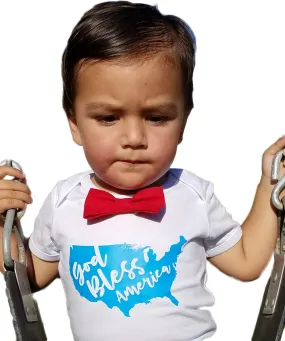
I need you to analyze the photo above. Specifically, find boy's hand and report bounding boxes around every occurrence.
[0,165,33,215]
[261,135,285,184]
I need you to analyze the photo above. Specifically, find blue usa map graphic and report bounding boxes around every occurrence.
[69,236,186,317]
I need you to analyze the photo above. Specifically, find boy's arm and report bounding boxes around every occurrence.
[208,176,284,281]
[0,218,59,292]
[29,251,59,292]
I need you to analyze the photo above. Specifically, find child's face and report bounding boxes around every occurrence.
[69,54,188,193]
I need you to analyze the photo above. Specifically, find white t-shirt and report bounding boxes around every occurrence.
[29,168,242,341]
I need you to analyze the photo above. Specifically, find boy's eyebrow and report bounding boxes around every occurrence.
[85,102,121,111]
[143,102,178,113]
[85,102,178,113]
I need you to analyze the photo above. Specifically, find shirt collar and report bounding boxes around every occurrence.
[55,170,93,208]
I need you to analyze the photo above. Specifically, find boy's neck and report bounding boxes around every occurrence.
[90,172,169,196]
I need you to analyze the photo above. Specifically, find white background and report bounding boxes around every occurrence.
[0,0,284,340]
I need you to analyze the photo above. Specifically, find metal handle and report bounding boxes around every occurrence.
[1,159,26,270]
[3,209,17,270]
[252,150,285,340]
[271,149,285,210]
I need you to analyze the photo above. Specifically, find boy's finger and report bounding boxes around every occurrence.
[0,190,32,204]
[264,136,285,156]
[0,179,31,194]
[0,199,27,214]
[0,166,25,180]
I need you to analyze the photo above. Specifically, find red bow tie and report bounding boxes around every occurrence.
[83,186,165,220]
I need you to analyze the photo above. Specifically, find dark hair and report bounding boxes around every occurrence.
[61,1,196,118]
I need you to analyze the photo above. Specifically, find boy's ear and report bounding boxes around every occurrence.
[178,127,184,144]
[178,114,189,144]
[68,117,83,146]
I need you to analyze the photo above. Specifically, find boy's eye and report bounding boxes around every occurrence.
[148,115,168,123]
[96,115,117,124]
[94,115,168,125]
[102,115,116,122]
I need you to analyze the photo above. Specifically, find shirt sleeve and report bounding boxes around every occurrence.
[204,182,243,258]
[28,184,60,261]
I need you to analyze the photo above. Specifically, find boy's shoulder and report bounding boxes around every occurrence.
[169,168,213,202]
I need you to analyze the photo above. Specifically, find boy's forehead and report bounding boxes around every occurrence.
[76,52,179,76]
[75,53,183,105]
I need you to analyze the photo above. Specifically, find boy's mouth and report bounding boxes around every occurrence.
[121,160,145,164]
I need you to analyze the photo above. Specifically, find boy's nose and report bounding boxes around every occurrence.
[121,118,147,149]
